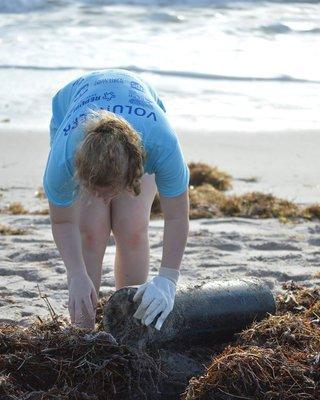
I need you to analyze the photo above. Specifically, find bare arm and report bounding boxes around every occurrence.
[159,189,189,271]
[132,189,189,330]
[48,200,87,280]
[48,200,97,328]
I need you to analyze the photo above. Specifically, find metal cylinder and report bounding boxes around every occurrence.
[103,278,276,349]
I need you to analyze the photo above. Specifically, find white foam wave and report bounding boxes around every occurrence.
[1,64,319,85]
[0,0,319,132]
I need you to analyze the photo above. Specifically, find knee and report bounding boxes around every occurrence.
[113,220,149,248]
[79,225,109,250]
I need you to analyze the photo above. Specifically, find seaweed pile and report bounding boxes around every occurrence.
[5,202,29,215]
[151,162,320,221]
[0,224,27,236]
[188,162,232,191]
[151,162,232,219]
[189,186,303,220]
[0,283,319,399]
[0,201,49,217]
[0,318,161,400]
[0,292,160,400]
[182,282,320,400]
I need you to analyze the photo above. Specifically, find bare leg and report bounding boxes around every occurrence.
[78,190,112,294]
[110,174,158,290]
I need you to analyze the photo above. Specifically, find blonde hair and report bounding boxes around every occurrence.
[74,110,146,197]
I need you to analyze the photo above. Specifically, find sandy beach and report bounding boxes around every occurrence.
[1,1,319,397]
[0,127,319,325]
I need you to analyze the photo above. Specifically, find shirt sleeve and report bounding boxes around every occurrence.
[49,80,76,146]
[43,154,79,207]
[154,138,190,197]
[49,89,68,146]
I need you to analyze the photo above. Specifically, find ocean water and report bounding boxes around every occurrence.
[0,0,319,132]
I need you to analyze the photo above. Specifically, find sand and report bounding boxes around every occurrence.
[0,127,320,325]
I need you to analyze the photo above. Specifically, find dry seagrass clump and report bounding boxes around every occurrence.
[218,192,300,219]
[277,281,320,318]
[0,202,49,216]
[1,282,320,400]
[152,185,318,220]
[151,185,320,221]
[238,313,320,352]
[183,345,319,400]
[182,282,320,400]
[149,161,320,221]
[5,202,29,215]
[188,162,232,191]
[151,182,223,219]
[0,224,27,235]
[187,186,301,220]
[302,204,320,220]
[188,184,224,219]
[150,162,232,218]
[0,316,161,400]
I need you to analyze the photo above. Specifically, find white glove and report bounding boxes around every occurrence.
[133,275,177,331]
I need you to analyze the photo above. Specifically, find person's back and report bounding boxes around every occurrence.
[44,69,188,207]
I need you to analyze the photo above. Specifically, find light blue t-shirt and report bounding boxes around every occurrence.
[43,69,189,207]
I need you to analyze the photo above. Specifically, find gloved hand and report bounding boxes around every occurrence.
[133,275,177,330]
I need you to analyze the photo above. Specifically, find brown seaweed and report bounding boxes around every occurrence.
[0,224,27,236]
[182,282,320,400]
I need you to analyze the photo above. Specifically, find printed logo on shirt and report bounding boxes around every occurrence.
[94,78,124,85]
[62,104,157,136]
[110,104,156,120]
[130,81,144,92]
[72,77,85,87]
[63,113,87,136]
[66,94,103,119]
[73,84,89,102]
[102,92,116,101]
[129,90,153,109]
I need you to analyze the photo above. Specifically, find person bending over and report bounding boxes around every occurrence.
[43,68,189,330]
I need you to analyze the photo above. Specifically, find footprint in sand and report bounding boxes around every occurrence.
[8,250,59,262]
[11,238,52,244]
[184,248,198,255]
[187,238,242,251]
[308,225,320,234]
[45,282,68,290]
[249,242,301,251]
[20,310,34,317]
[249,253,302,262]
[31,217,50,225]
[201,218,259,226]
[231,266,247,272]
[247,269,310,282]
[308,238,320,247]
[150,241,163,249]
[216,243,242,252]
[0,266,46,282]
[278,253,303,261]
[16,289,39,298]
